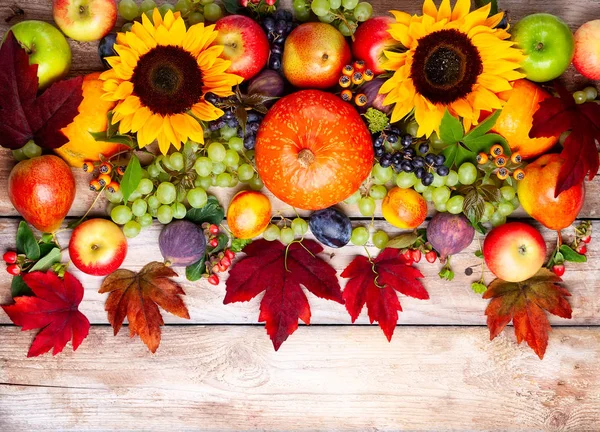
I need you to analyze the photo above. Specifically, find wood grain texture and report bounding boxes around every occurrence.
[0,218,597,326]
[1,326,599,431]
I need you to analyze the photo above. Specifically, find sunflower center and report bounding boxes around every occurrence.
[132,45,204,116]
[411,29,483,105]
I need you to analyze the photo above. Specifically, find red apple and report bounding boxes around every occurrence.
[573,20,600,80]
[52,0,117,42]
[213,15,269,80]
[8,155,76,233]
[69,218,127,276]
[483,222,547,283]
[282,22,351,89]
[352,16,396,75]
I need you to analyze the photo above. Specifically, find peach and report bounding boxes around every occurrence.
[382,187,427,229]
[573,20,600,80]
[227,191,272,239]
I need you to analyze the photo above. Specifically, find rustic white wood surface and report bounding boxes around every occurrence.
[0,0,599,430]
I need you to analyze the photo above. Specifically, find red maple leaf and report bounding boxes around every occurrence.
[483,269,572,359]
[224,239,343,350]
[341,248,428,341]
[1,271,90,357]
[0,31,83,150]
[530,81,600,196]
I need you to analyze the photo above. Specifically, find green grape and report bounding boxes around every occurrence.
[500,185,516,201]
[573,90,587,105]
[211,161,226,175]
[431,173,446,187]
[351,226,369,246]
[207,142,226,162]
[329,0,341,8]
[188,11,204,24]
[497,201,514,217]
[311,0,330,17]
[118,0,140,20]
[228,136,244,152]
[174,0,191,14]
[169,152,184,171]
[510,196,520,210]
[446,195,464,214]
[490,211,506,227]
[158,3,175,16]
[140,168,149,180]
[293,0,308,13]
[353,2,372,21]
[291,218,309,236]
[194,157,213,177]
[413,180,428,193]
[132,199,148,217]
[369,185,387,200]
[422,187,433,202]
[216,173,232,187]
[342,0,358,8]
[245,150,256,160]
[295,8,310,21]
[358,196,375,216]
[396,172,417,188]
[156,182,176,204]
[121,22,133,32]
[157,205,174,224]
[172,202,187,219]
[194,176,211,190]
[123,220,141,238]
[224,149,240,167]
[220,126,238,141]
[445,170,459,187]
[318,13,336,24]
[481,176,499,187]
[147,164,160,178]
[187,188,208,208]
[199,0,214,4]
[372,163,394,184]
[434,200,447,212]
[249,174,264,191]
[160,155,174,171]
[127,191,142,202]
[228,175,239,187]
[139,0,156,13]
[111,205,133,225]
[280,227,295,245]
[11,148,26,161]
[372,230,389,249]
[238,164,255,182]
[457,162,477,185]
[432,186,451,205]
[584,86,598,101]
[106,202,116,215]
[406,121,419,137]
[429,132,445,149]
[482,202,495,222]
[147,195,160,209]
[203,3,222,21]
[104,188,124,204]
[137,178,154,195]
[344,189,361,204]
[137,213,153,227]
[22,140,42,159]
[263,224,281,241]
[338,21,353,37]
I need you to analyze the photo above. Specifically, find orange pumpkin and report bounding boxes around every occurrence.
[56,72,129,167]
[255,90,373,210]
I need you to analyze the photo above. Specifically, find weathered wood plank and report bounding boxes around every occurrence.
[0,218,597,325]
[0,325,599,431]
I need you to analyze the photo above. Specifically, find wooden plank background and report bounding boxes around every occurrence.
[0,0,599,430]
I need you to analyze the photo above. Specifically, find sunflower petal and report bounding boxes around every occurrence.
[423,0,438,18]
[131,107,154,132]
[451,0,471,20]
[137,114,163,147]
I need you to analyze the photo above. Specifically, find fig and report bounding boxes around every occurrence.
[247,69,285,100]
[426,212,474,262]
[357,78,392,114]
[309,207,352,248]
[159,220,206,266]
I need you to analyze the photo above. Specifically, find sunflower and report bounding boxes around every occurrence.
[380,0,526,137]
[100,9,243,155]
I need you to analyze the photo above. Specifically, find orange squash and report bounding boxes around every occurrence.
[255,90,374,210]
[56,72,129,167]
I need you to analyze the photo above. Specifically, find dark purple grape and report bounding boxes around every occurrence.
[412,156,425,168]
[226,118,238,128]
[418,143,429,154]
[374,135,385,147]
[401,135,413,147]
[271,45,283,56]
[244,135,256,150]
[263,17,275,32]
[437,165,449,176]
[425,154,436,166]
[404,148,415,158]
[374,147,385,157]
[269,55,282,70]
[223,110,234,120]
[276,20,287,34]
[248,122,260,134]
[390,128,401,135]
[435,154,446,166]
[386,134,398,144]
[415,167,425,179]
[392,153,402,165]
[401,161,414,172]
[98,33,117,70]
[205,92,219,104]
[247,111,260,123]
[380,153,392,167]
[422,173,434,186]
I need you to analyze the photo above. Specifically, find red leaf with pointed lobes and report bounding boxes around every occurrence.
[0,31,83,150]
[224,239,343,351]
[1,271,90,357]
[341,248,428,341]
[530,81,600,196]
[483,268,572,359]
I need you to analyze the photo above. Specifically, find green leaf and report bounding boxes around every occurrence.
[120,155,142,203]
[222,0,242,14]
[236,104,248,136]
[186,256,206,282]
[16,221,40,260]
[454,144,476,167]
[39,242,59,258]
[29,248,62,272]
[474,250,484,258]
[386,232,418,249]
[67,219,86,230]
[463,133,509,155]
[474,0,498,15]
[471,281,488,295]
[442,144,458,168]
[183,141,197,172]
[11,275,33,297]
[89,131,134,147]
[231,238,252,253]
[210,233,229,255]
[559,245,587,263]
[186,196,224,225]
[106,111,119,138]
[439,110,464,144]
[464,109,502,141]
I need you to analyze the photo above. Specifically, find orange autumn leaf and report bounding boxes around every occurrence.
[99,262,189,353]
[483,268,572,359]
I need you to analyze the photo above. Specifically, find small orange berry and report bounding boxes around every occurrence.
[496,167,509,180]
[353,60,366,72]
[82,160,95,173]
[342,64,354,76]
[490,144,504,156]
[339,75,351,88]
[476,152,488,164]
[510,152,522,164]
[107,181,120,193]
[98,173,112,187]
[351,72,364,85]
[341,89,353,102]
[99,162,112,174]
[89,179,101,191]
[513,168,525,181]
[494,156,507,167]
[363,69,374,81]
[116,165,126,176]
[355,93,367,107]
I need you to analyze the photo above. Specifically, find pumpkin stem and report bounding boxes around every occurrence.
[297,149,315,168]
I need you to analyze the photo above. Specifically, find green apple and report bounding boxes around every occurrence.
[511,13,574,82]
[8,20,72,89]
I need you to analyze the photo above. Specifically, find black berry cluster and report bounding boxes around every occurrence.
[261,10,295,72]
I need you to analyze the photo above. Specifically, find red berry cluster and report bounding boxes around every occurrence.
[477,145,525,181]
[202,223,237,286]
[338,61,374,107]
[401,248,437,264]
[239,0,275,8]
[83,160,123,193]
[3,251,20,276]
[551,221,592,277]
